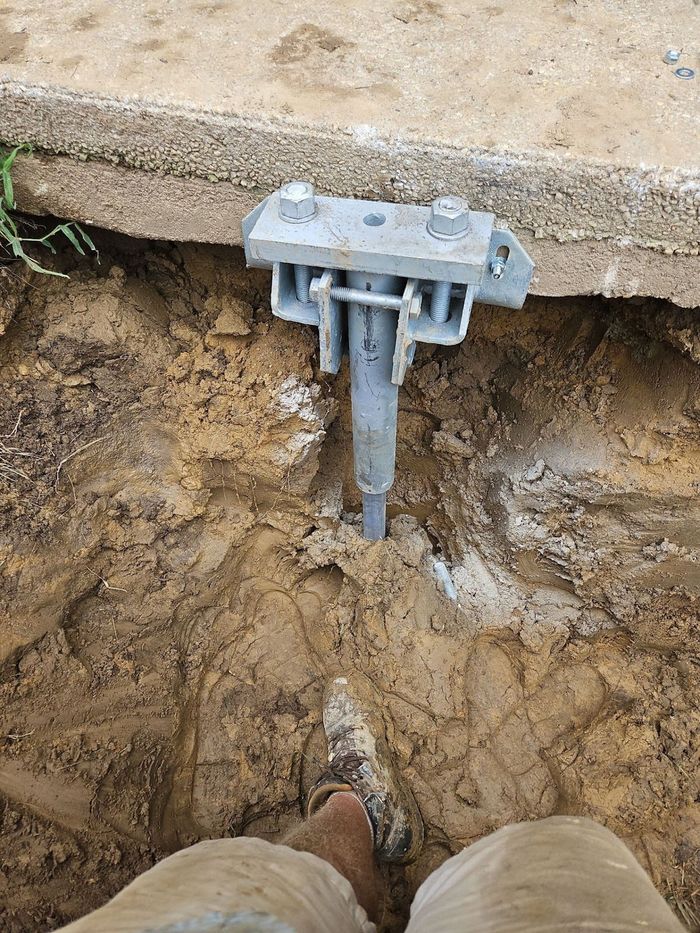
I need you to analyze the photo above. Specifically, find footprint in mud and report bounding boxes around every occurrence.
[162,528,342,846]
[390,633,615,854]
[428,632,686,853]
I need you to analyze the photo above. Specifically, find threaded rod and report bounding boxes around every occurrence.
[294,265,312,303]
[430,280,452,323]
[310,276,405,311]
[330,285,403,310]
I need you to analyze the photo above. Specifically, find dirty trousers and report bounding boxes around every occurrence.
[60,816,684,933]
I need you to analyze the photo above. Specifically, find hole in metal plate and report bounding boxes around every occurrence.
[363,212,386,227]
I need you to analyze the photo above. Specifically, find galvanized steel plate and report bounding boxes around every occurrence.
[247,193,495,285]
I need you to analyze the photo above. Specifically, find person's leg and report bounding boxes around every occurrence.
[57,673,423,933]
[57,836,374,933]
[406,815,685,933]
[287,671,425,920]
[307,673,423,866]
[284,791,380,920]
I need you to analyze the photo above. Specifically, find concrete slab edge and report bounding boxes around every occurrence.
[0,79,698,305]
[11,152,699,307]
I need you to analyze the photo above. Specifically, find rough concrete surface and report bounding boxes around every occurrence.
[0,0,699,304]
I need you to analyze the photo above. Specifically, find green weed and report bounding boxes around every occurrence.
[0,144,98,278]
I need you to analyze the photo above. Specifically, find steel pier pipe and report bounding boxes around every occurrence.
[347,271,401,541]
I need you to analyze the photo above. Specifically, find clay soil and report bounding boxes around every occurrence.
[0,234,699,931]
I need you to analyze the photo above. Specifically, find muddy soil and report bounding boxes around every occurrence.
[0,235,699,931]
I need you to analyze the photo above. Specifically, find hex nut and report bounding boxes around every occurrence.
[279,181,316,222]
[428,195,470,238]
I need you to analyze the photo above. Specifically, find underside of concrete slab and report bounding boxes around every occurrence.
[0,0,698,304]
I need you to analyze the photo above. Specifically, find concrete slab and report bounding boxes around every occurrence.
[0,0,698,304]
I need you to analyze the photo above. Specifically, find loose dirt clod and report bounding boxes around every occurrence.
[0,235,698,931]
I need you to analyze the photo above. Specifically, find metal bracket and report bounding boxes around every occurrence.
[270,263,345,374]
[393,282,475,384]
[245,189,534,385]
[271,261,319,326]
[242,183,535,540]
[247,191,494,284]
[242,195,271,270]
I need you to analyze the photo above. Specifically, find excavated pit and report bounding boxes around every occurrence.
[0,232,699,931]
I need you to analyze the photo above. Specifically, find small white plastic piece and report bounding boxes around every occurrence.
[433,559,458,602]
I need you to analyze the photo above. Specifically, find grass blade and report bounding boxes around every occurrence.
[1,144,31,210]
[58,224,86,256]
[1,144,93,278]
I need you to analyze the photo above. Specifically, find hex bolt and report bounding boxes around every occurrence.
[426,195,468,323]
[279,181,316,222]
[279,181,317,302]
[430,280,452,323]
[427,195,470,239]
[663,49,681,64]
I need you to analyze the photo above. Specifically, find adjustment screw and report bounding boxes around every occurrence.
[279,181,317,223]
[490,257,507,280]
[428,195,470,239]
[663,49,681,64]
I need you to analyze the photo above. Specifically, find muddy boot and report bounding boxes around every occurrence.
[307,673,424,864]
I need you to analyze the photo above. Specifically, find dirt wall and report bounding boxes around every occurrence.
[0,237,698,930]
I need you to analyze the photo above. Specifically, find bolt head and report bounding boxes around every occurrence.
[663,49,681,64]
[428,195,470,238]
[279,181,316,222]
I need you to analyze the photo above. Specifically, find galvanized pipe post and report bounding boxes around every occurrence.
[347,270,402,540]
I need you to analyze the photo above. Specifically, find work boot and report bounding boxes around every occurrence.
[307,673,424,863]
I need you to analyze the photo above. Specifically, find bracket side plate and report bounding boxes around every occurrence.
[242,197,272,269]
[476,228,535,309]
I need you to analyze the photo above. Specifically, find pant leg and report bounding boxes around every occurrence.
[406,816,684,933]
[58,837,375,933]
